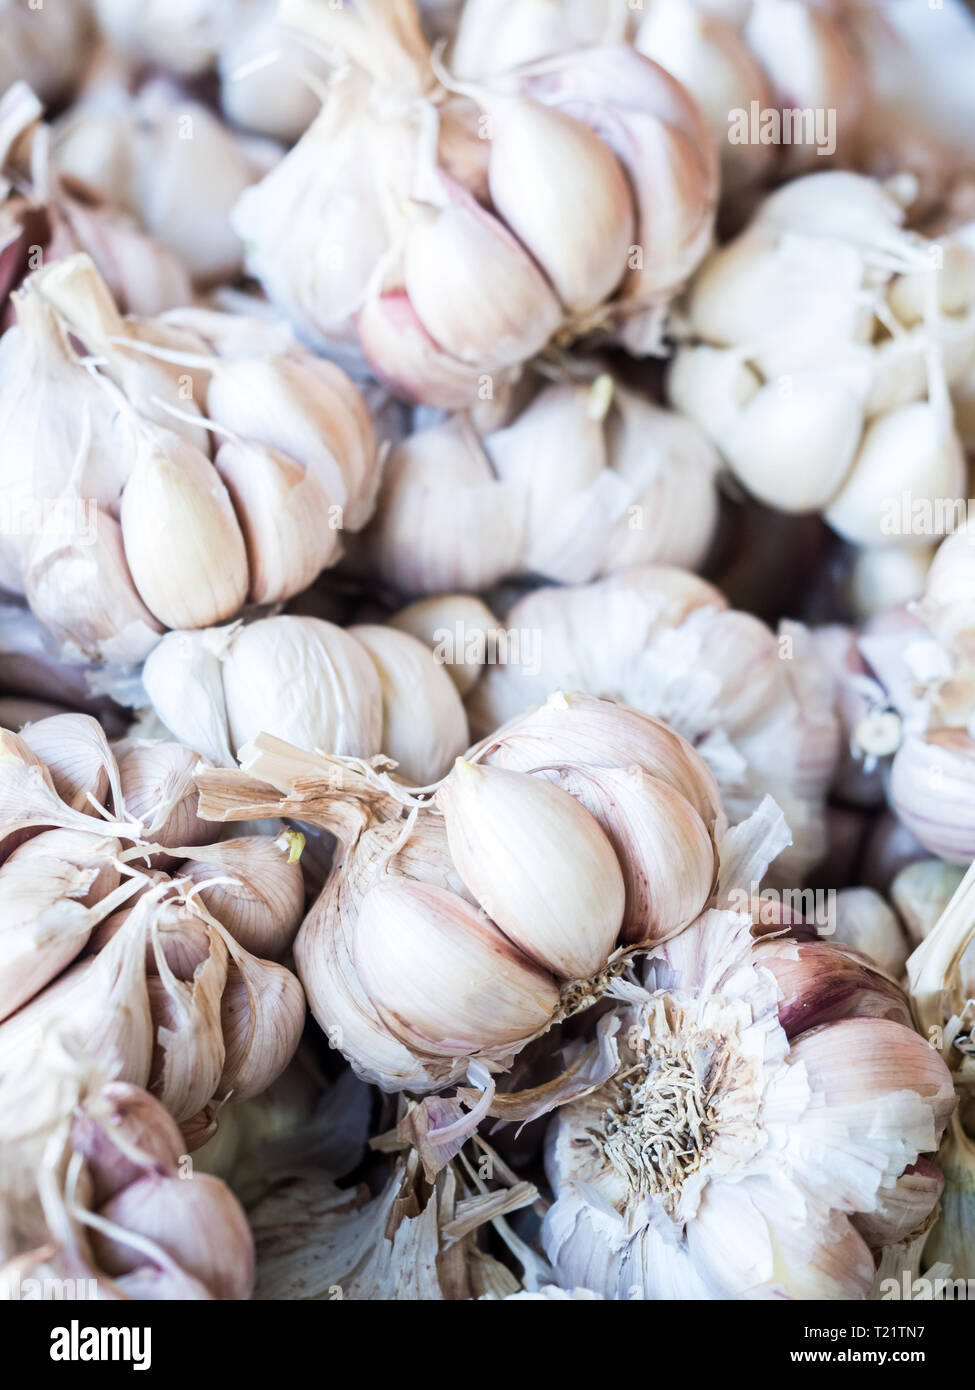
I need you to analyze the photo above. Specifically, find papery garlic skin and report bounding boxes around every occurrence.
[543,910,953,1300]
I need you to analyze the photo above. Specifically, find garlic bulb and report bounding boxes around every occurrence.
[0,1055,254,1298]
[53,79,273,286]
[0,254,379,661]
[0,717,306,1131]
[466,568,839,881]
[142,613,470,787]
[194,692,736,1094]
[543,907,953,1298]
[178,835,305,959]
[358,371,719,594]
[0,82,192,320]
[668,170,971,545]
[890,731,975,866]
[233,0,717,405]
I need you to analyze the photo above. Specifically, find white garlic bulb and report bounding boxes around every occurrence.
[232,1,717,406]
[359,372,719,595]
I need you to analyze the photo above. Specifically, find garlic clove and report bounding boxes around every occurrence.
[359,416,526,595]
[140,627,237,770]
[435,759,625,979]
[854,1158,944,1250]
[480,690,727,842]
[484,378,612,584]
[890,730,975,865]
[890,859,966,949]
[70,1082,186,1207]
[115,740,220,863]
[786,1017,955,1213]
[24,506,164,667]
[923,1115,975,1279]
[486,97,634,314]
[388,595,502,697]
[352,879,559,1057]
[216,945,306,1104]
[119,426,249,631]
[825,887,911,979]
[219,616,383,762]
[357,291,493,410]
[825,403,967,549]
[919,520,975,658]
[19,712,115,814]
[402,179,563,370]
[205,353,378,532]
[554,764,715,945]
[213,439,342,607]
[753,938,912,1038]
[146,909,228,1123]
[348,625,470,786]
[724,371,864,513]
[178,836,305,960]
[92,1172,255,1301]
[666,343,760,442]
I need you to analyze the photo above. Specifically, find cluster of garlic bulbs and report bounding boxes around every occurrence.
[194,692,732,1095]
[356,370,720,594]
[232,0,719,405]
[0,713,306,1145]
[668,170,973,550]
[0,1053,254,1298]
[403,567,839,881]
[543,902,953,1299]
[0,82,192,320]
[0,253,378,666]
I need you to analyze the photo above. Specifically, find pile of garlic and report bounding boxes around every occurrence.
[232,0,718,404]
[0,252,378,666]
[668,170,973,549]
[0,713,306,1147]
[356,369,721,594]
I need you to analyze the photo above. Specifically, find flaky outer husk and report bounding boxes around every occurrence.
[248,1144,536,1301]
[541,908,954,1300]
